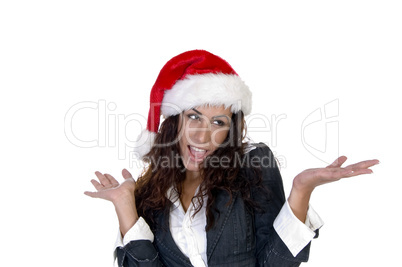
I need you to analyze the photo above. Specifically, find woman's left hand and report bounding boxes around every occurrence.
[293,156,379,194]
[288,156,379,222]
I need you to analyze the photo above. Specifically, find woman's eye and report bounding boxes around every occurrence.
[188,114,200,120]
[213,120,225,126]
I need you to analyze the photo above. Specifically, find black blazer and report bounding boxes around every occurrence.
[115,143,314,266]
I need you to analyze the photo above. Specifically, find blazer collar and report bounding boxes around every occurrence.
[153,189,238,263]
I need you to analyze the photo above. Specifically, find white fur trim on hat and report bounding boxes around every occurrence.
[133,130,157,159]
[160,73,252,117]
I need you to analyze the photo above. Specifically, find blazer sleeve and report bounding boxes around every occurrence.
[247,143,315,267]
[115,240,163,267]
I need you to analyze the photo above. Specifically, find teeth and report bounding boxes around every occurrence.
[190,146,206,152]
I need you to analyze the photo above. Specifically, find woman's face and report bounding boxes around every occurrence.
[178,105,232,173]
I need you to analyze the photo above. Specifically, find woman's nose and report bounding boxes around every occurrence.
[191,121,212,146]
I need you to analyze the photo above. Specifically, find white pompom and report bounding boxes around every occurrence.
[133,130,156,159]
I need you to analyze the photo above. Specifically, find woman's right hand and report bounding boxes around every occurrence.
[84,168,136,204]
[85,168,139,236]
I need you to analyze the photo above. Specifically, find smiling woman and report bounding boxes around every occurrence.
[179,106,232,171]
[84,50,379,267]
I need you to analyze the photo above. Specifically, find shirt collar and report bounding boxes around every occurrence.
[166,185,206,210]
[166,186,181,209]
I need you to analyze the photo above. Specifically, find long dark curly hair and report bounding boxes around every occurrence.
[134,110,264,230]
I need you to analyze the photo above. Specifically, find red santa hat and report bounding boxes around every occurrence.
[134,49,252,159]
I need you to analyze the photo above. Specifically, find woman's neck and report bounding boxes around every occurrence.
[184,170,202,185]
[180,170,203,212]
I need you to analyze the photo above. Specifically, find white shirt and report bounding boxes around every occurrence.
[167,186,208,267]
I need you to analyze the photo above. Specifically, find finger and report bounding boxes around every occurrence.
[331,167,373,178]
[327,156,347,168]
[105,173,120,187]
[344,168,374,177]
[95,171,112,186]
[122,168,133,180]
[90,179,104,191]
[83,190,110,200]
[84,190,101,198]
[315,167,365,182]
[345,159,379,171]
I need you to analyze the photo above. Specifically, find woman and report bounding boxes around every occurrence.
[85,50,378,266]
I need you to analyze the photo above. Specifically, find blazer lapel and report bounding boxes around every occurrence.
[206,190,238,261]
[154,191,238,264]
[153,209,193,266]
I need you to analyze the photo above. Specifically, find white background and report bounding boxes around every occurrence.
[1,1,401,266]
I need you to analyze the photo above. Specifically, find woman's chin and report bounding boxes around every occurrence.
[183,162,202,172]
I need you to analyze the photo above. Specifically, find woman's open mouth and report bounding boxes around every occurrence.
[188,145,209,162]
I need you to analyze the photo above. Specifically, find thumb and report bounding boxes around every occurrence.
[326,156,347,168]
[122,168,133,179]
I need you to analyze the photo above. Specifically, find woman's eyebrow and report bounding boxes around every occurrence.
[191,108,230,120]
[192,108,203,115]
[213,115,230,119]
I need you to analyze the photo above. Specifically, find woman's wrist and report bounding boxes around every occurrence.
[112,189,139,237]
[112,187,135,206]
[288,184,313,223]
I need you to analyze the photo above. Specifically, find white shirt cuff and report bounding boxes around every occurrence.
[273,201,324,257]
[114,217,154,249]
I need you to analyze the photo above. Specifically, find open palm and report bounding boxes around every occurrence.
[293,156,379,192]
[84,169,136,203]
